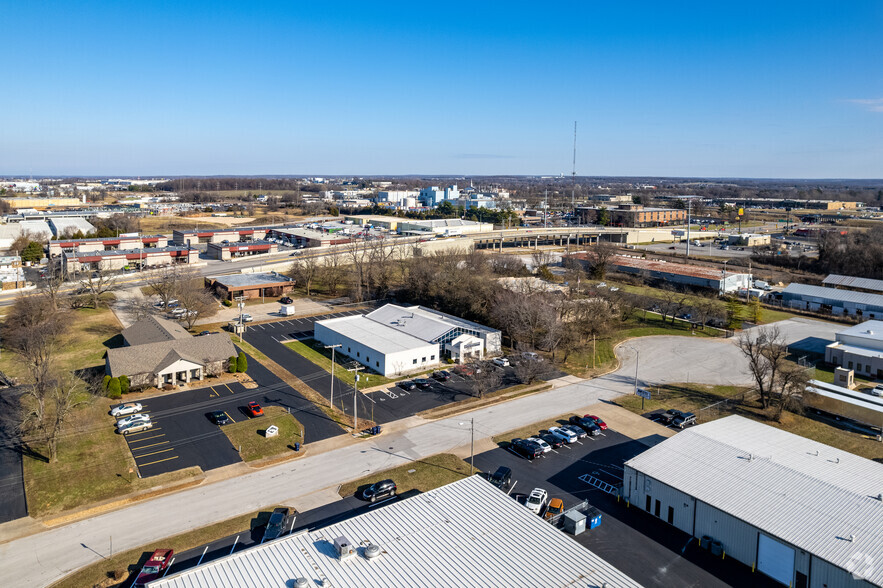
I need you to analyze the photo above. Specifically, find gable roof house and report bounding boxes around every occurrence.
[106,316,236,389]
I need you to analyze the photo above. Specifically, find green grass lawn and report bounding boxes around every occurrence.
[50,505,291,588]
[24,401,200,518]
[615,382,883,461]
[338,453,472,498]
[221,406,303,461]
[284,338,396,387]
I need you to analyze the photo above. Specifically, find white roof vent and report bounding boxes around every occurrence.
[364,543,382,560]
[293,578,309,588]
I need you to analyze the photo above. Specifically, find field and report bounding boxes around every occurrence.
[221,405,303,461]
[337,453,471,498]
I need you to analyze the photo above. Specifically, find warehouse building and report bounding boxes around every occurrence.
[623,416,883,588]
[822,275,883,296]
[397,218,494,236]
[206,272,294,301]
[575,204,687,227]
[573,253,752,293]
[206,239,278,260]
[172,227,269,246]
[825,320,883,380]
[265,226,351,247]
[63,245,197,273]
[48,217,96,237]
[48,234,169,257]
[147,475,641,588]
[315,303,501,376]
[728,233,771,247]
[780,284,883,318]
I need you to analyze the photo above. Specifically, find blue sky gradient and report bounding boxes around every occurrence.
[2,1,882,177]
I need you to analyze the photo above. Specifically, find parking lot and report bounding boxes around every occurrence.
[470,419,780,588]
[246,310,563,424]
[119,354,345,477]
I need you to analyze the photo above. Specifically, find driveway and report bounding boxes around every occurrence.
[0,390,27,523]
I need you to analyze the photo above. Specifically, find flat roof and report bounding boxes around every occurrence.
[625,415,883,585]
[575,254,746,281]
[212,272,293,288]
[317,314,434,354]
[64,245,191,258]
[823,274,883,294]
[836,320,883,343]
[148,475,641,588]
[783,283,883,308]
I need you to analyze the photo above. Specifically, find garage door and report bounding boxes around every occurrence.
[757,534,795,586]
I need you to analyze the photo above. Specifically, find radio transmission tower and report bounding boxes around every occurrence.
[572,121,578,223]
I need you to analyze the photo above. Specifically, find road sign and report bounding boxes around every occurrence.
[636,388,651,400]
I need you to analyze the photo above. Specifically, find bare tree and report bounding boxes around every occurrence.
[176,286,218,329]
[586,242,618,279]
[145,265,185,309]
[3,295,66,395]
[290,255,319,296]
[770,363,809,422]
[513,356,545,385]
[321,252,345,296]
[737,326,790,410]
[19,372,89,463]
[38,258,66,310]
[469,360,503,398]
[80,262,119,308]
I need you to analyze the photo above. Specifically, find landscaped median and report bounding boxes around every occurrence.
[337,453,473,498]
[283,338,396,388]
[220,406,304,463]
[49,505,293,588]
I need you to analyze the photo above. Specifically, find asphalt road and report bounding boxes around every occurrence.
[118,353,344,477]
[472,428,780,588]
[0,390,28,523]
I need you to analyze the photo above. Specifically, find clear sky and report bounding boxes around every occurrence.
[2,1,882,178]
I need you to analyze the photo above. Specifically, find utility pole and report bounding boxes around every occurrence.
[324,344,342,409]
[572,120,577,224]
[469,417,474,474]
[685,199,692,259]
[234,295,247,342]
[347,365,365,433]
[633,349,640,397]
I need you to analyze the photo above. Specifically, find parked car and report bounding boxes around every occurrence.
[568,415,601,436]
[540,433,564,449]
[197,330,212,336]
[488,466,512,490]
[527,437,552,453]
[397,380,417,391]
[240,313,254,323]
[431,370,451,381]
[544,498,565,520]
[361,479,397,503]
[413,378,433,389]
[110,402,142,417]
[117,413,151,428]
[453,365,475,377]
[262,507,294,542]
[118,421,153,435]
[245,401,264,417]
[509,438,543,460]
[672,411,696,428]
[584,415,607,430]
[492,357,510,368]
[657,409,686,425]
[208,410,231,425]
[869,385,883,397]
[521,351,540,361]
[280,296,294,304]
[171,307,186,316]
[525,488,548,515]
[547,426,576,444]
[562,424,587,439]
[133,549,174,588]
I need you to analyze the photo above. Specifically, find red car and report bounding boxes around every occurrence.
[585,415,607,430]
[134,549,174,587]
[246,401,264,417]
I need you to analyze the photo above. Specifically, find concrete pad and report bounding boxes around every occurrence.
[288,488,343,512]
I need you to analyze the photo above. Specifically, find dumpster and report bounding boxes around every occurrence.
[710,540,723,556]
[563,510,586,536]
[585,506,602,529]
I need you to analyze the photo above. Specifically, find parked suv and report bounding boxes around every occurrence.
[488,466,512,490]
[509,438,543,460]
[568,415,601,436]
[672,411,696,428]
[262,507,295,542]
[361,479,397,503]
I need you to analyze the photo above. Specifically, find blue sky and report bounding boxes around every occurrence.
[2,1,882,178]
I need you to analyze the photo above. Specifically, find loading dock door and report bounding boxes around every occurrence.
[757,534,795,586]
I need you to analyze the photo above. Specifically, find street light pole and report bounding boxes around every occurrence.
[324,344,341,409]
[459,418,475,474]
[347,365,365,433]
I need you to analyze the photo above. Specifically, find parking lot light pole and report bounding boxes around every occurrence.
[458,418,475,474]
[347,365,365,433]
[324,344,342,409]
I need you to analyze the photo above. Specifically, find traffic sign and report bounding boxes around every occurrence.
[636,388,651,400]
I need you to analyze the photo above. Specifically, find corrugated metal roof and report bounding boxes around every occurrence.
[213,272,293,288]
[48,217,96,235]
[148,475,642,588]
[316,314,436,355]
[624,415,883,585]
[366,304,455,342]
[823,274,883,294]
[782,283,883,308]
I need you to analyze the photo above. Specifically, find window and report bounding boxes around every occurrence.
[413,359,417,365]
[857,363,862,372]
[431,355,435,361]
[376,361,379,367]
[348,347,351,353]
[356,352,360,357]
[366,356,370,362]
[654,499,661,518]
[848,361,854,369]
[421,357,426,362]
[645,495,651,512]
[667,506,674,525]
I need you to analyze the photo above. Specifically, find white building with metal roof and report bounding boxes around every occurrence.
[822,275,883,296]
[825,320,883,380]
[623,415,883,588]
[314,303,501,376]
[781,283,883,319]
[148,475,642,588]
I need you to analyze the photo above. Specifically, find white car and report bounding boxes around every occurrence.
[171,307,186,316]
[547,426,576,444]
[118,421,153,435]
[526,488,548,515]
[117,413,151,428]
[241,313,254,323]
[492,357,510,368]
[110,402,143,418]
[527,437,551,453]
[870,385,883,398]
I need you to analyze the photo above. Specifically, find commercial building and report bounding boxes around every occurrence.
[173,227,269,246]
[105,316,236,389]
[780,284,883,318]
[147,475,641,588]
[206,240,278,260]
[266,227,351,247]
[728,233,771,247]
[803,378,883,432]
[206,272,294,301]
[48,234,169,257]
[343,215,400,231]
[822,275,883,296]
[397,218,494,236]
[574,254,752,293]
[0,220,53,249]
[0,256,25,290]
[623,415,883,588]
[825,320,883,379]
[418,184,459,207]
[576,204,687,227]
[315,303,501,376]
[63,246,198,273]
[48,217,96,237]
[376,189,419,206]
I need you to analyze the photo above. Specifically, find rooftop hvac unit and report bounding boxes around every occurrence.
[334,536,355,561]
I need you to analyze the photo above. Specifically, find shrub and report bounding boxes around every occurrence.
[119,375,130,394]
[236,351,248,373]
[102,375,111,390]
[106,377,122,398]
[229,356,238,373]
[223,299,233,307]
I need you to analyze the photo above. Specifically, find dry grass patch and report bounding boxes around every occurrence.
[338,453,472,498]
[221,405,303,461]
